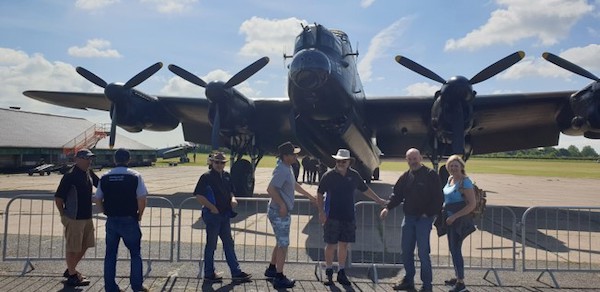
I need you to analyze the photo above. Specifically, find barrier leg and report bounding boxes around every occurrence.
[536,269,559,288]
[369,264,379,284]
[144,260,152,277]
[197,261,203,279]
[483,268,502,286]
[20,259,35,276]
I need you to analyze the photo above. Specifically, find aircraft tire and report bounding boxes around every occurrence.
[373,167,380,180]
[231,159,255,197]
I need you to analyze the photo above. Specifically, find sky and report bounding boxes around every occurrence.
[1,0,600,152]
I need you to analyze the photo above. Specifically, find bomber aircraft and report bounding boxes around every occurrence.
[23,23,600,196]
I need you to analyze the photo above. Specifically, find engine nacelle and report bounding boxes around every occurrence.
[430,92,474,145]
[209,89,256,137]
[115,90,179,133]
[557,81,600,138]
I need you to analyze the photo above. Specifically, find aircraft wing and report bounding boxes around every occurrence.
[365,91,574,156]
[23,91,111,111]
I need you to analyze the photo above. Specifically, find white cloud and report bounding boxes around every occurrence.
[445,0,594,51]
[0,48,98,112]
[238,17,307,58]
[558,44,600,72]
[75,0,120,10]
[358,18,411,82]
[404,82,438,96]
[360,0,375,8]
[68,39,122,58]
[139,0,198,14]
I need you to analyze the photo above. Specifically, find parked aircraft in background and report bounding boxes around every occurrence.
[23,23,600,196]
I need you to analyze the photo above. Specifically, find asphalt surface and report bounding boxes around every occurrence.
[1,165,599,291]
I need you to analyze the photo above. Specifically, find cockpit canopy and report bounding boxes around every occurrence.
[294,24,352,56]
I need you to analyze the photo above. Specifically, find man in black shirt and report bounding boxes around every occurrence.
[317,149,386,286]
[54,148,98,286]
[380,148,443,292]
[194,152,251,283]
[95,148,149,292]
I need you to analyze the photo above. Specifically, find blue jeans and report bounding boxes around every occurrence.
[202,211,241,276]
[447,224,465,279]
[104,216,143,292]
[401,215,434,289]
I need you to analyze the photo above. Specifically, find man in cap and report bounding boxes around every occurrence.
[265,142,316,289]
[317,149,387,286]
[380,148,443,292]
[193,152,252,283]
[54,148,99,286]
[94,148,149,292]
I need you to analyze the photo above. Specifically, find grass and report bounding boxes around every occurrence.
[156,154,600,179]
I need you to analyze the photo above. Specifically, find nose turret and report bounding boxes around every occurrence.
[289,49,331,90]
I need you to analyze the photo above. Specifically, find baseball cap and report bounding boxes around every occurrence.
[75,149,95,159]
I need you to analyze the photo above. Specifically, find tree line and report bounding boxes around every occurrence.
[476,145,599,159]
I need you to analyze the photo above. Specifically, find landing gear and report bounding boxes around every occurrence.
[231,159,254,197]
[373,167,380,181]
[228,135,263,197]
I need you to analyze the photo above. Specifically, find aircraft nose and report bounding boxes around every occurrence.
[289,49,330,90]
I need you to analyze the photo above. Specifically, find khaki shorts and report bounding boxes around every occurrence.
[62,216,95,253]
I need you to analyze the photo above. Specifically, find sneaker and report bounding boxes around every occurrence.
[232,271,252,282]
[392,278,415,291]
[63,269,86,279]
[133,286,150,292]
[418,288,433,292]
[273,275,296,289]
[65,274,90,287]
[204,273,223,282]
[445,278,458,286]
[449,282,467,292]
[337,270,351,286]
[323,268,334,286]
[264,267,277,278]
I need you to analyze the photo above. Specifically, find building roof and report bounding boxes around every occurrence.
[0,108,154,150]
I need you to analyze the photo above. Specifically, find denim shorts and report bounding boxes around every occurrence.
[267,208,291,247]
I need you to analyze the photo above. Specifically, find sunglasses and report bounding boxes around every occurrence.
[336,160,350,164]
[213,161,226,165]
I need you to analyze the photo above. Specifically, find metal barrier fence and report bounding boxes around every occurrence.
[6,195,600,287]
[176,197,323,278]
[2,194,175,276]
[521,206,600,288]
[349,202,517,284]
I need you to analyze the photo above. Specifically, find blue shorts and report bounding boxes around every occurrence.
[268,208,291,247]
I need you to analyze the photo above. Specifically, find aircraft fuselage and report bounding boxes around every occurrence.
[288,24,379,180]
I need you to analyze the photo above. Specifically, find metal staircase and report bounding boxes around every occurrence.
[62,124,109,157]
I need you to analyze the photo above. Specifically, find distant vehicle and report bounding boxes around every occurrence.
[28,164,54,176]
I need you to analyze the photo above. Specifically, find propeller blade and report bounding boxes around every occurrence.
[123,62,163,89]
[211,104,221,150]
[450,105,465,155]
[168,64,208,88]
[109,104,117,149]
[469,51,525,85]
[395,55,446,84]
[225,57,270,88]
[542,52,599,81]
[76,67,107,88]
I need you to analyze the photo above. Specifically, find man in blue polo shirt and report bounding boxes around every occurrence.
[95,148,149,292]
[317,149,386,286]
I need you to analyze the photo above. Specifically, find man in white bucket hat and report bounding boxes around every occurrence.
[317,148,387,286]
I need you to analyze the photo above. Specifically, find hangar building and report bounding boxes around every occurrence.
[0,108,157,173]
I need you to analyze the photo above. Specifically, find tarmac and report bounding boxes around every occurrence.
[1,165,600,291]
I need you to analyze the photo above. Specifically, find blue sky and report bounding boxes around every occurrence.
[1,0,600,151]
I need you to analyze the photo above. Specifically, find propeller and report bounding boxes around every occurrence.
[395,51,525,85]
[76,62,163,148]
[395,51,525,156]
[168,57,269,150]
[542,52,599,81]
